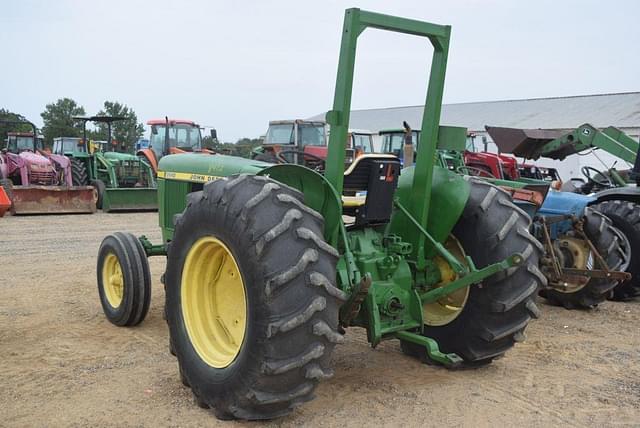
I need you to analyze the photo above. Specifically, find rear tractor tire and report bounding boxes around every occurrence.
[165,174,345,420]
[539,208,629,309]
[401,178,543,366]
[592,200,640,300]
[71,158,89,186]
[97,232,151,326]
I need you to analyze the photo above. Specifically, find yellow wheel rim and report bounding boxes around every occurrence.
[102,253,124,308]
[423,236,470,327]
[181,236,247,368]
[553,237,593,293]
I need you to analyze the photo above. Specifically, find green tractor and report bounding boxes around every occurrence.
[96,9,543,419]
[53,115,157,211]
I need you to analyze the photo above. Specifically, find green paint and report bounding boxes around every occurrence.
[102,188,158,212]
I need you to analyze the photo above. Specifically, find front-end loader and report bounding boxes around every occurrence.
[487,124,640,300]
[95,9,544,419]
[53,116,157,211]
[0,120,95,214]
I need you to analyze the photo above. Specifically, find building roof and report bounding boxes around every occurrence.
[308,92,640,133]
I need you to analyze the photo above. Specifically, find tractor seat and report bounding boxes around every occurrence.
[343,154,400,195]
[341,154,401,225]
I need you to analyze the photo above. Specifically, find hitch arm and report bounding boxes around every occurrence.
[420,253,524,303]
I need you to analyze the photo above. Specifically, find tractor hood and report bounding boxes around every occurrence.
[103,151,142,162]
[158,153,270,182]
[485,126,564,159]
[19,151,51,167]
[538,190,595,218]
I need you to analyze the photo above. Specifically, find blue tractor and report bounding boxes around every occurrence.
[429,126,633,309]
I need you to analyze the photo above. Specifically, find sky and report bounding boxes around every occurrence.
[1,0,639,142]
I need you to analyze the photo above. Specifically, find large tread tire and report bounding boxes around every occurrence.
[70,158,89,186]
[165,174,345,420]
[592,200,640,300]
[401,178,543,366]
[91,179,106,210]
[97,232,152,326]
[540,208,629,308]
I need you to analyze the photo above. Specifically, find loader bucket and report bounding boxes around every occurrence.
[10,185,96,215]
[101,188,157,212]
[485,126,564,159]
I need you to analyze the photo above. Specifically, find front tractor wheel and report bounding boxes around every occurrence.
[97,232,151,326]
[401,179,544,366]
[165,174,344,420]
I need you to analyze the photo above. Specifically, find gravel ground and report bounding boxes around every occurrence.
[1,212,639,427]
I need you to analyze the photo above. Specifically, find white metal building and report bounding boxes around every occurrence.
[309,92,640,180]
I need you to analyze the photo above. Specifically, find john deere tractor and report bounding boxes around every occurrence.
[96,9,543,420]
[53,115,157,211]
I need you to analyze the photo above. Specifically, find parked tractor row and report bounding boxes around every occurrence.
[0,116,215,214]
[2,7,634,422]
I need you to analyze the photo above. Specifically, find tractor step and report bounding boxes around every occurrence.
[9,185,96,215]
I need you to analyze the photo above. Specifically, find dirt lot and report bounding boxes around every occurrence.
[1,212,639,427]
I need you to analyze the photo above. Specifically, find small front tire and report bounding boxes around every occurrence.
[97,232,151,326]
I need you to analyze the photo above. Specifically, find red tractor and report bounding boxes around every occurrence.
[137,118,214,174]
[252,119,372,169]
[0,120,95,214]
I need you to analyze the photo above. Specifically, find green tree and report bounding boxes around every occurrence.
[95,101,144,152]
[0,108,32,143]
[40,98,86,145]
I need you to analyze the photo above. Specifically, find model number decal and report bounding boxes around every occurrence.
[158,171,224,183]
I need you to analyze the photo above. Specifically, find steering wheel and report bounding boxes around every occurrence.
[276,149,326,171]
[581,166,613,188]
[457,165,496,179]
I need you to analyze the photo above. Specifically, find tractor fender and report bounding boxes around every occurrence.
[137,148,158,173]
[388,165,470,244]
[590,187,640,205]
[258,164,342,245]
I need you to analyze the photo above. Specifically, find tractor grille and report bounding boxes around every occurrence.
[30,168,56,185]
[115,160,147,187]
